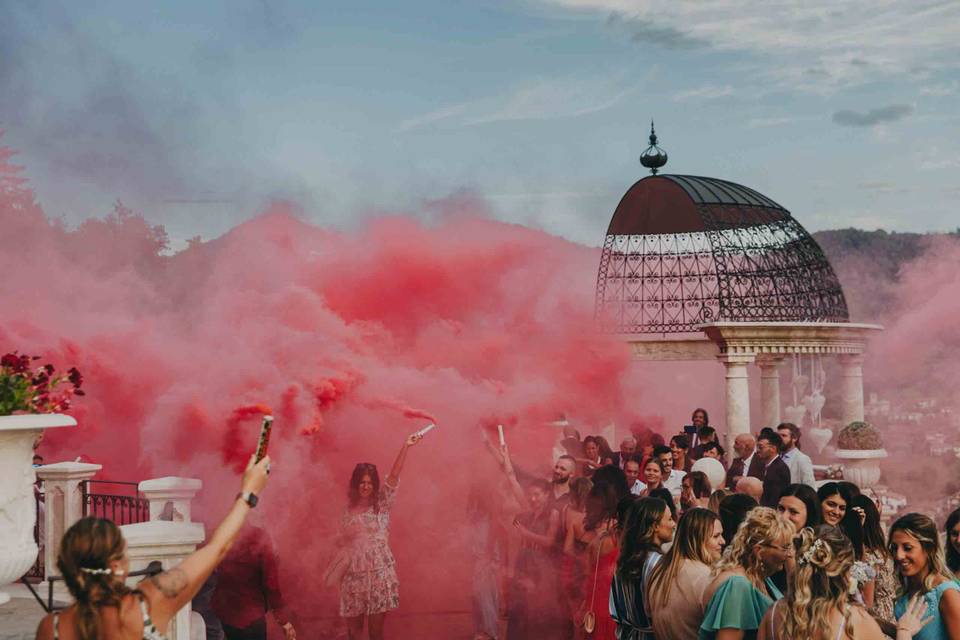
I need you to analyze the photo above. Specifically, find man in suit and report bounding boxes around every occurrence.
[689,425,717,461]
[776,423,816,488]
[725,433,759,489]
[611,436,639,469]
[755,430,791,508]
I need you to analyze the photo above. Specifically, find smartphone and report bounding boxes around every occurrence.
[255,415,274,462]
[683,424,698,435]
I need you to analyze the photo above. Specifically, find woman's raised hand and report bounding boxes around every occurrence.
[242,454,271,495]
[405,433,423,447]
[896,593,933,638]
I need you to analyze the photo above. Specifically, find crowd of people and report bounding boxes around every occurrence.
[30,409,960,640]
[474,410,960,640]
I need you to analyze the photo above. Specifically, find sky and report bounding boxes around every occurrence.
[2,0,958,248]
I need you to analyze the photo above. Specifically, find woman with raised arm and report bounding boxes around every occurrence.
[337,433,422,640]
[36,453,273,640]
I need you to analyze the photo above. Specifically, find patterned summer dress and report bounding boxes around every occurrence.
[864,549,898,624]
[339,482,401,617]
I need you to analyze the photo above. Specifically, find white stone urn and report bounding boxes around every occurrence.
[0,413,76,604]
[835,448,888,488]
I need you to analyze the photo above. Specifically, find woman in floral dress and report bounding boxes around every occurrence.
[337,433,422,640]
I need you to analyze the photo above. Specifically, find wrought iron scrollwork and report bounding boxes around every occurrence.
[596,190,848,334]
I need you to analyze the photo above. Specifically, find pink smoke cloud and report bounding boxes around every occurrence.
[1,134,651,635]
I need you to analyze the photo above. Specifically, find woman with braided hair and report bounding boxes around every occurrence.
[758,525,930,640]
[35,453,272,640]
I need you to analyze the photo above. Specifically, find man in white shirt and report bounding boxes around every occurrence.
[655,445,686,497]
[624,459,644,495]
[613,436,638,469]
[777,422,816,488]
[725,433,757,489]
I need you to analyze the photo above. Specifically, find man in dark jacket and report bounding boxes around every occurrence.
[755,430,791,508]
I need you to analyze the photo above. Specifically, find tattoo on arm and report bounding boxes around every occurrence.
[149,568,188,599]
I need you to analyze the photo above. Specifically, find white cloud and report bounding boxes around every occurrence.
[672,84,734,101]
[397,70,643,131]
[747,116,795,128]
[541,1,960,93]
[921,81,959,97]
[397,103,470,133]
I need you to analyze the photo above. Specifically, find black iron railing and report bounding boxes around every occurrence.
[82,480,150,525]
[25,479,151,582]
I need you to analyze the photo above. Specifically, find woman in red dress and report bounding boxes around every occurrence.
[578,466,630,639]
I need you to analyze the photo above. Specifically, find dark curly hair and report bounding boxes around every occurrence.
[348,462,381,512]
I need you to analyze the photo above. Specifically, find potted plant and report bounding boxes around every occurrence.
[0,352,82,603]
[834,421,887,488]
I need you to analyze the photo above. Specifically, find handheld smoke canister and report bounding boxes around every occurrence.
[255,415,274,462]
[497,424,505,446]
[414,423,436,438]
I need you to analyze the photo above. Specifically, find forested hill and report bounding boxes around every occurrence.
[812,229,959,322]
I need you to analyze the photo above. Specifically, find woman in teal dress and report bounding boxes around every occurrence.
[889,513,960,640]
[699,507,794,640]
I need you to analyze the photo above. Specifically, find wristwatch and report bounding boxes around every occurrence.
[237,491,259,508]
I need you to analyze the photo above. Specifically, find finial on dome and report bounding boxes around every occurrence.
[640,120,668,175]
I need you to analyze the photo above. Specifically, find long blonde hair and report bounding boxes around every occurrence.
[889,512,955,594]
[712,506,795,591]
[782,526,855,640]
[647,508,719,609]
[57,517,134,640]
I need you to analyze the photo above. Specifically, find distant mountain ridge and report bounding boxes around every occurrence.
[813,229,959,323]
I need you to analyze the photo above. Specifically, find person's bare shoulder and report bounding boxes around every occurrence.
[35,613,54,640]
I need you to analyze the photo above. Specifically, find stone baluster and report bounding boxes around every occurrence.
[122,475,205,640]
[121,520,206,640]
[35,461,102,578]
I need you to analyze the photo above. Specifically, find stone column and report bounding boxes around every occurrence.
[756,355,784,429]
[36,461,102,578]
[139,477,202,522]
[121,521,205,640]
[718,354,755,460]
[838,353,865,426]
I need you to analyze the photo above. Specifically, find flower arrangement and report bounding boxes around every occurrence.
[836,420,883,450]
[0,352,84,415]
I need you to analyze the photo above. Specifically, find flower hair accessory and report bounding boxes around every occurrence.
[799,538,826,565]
[79,567,122,576]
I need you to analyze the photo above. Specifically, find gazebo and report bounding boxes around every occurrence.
[595,125,881,448]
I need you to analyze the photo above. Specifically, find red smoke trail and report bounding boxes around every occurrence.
[222,404,273,472]
[362,397,438,425]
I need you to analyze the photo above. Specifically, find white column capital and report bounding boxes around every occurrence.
[717,353,756,366]
[36,461,102,482]
[838,353,865,367]
[755,354,786,368]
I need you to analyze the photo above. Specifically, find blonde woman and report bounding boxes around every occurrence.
[889,513,960,640]
[647,508,724,640]
[758,525,931,640]
[698,507,794,640]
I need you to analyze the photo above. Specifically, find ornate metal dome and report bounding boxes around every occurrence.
[595,174,849,334]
